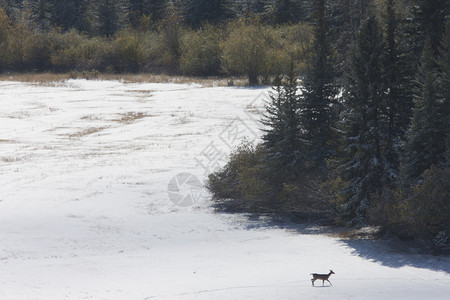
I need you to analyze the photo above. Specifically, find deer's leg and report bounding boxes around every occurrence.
[327,279,332,286]
[311,279,315,286]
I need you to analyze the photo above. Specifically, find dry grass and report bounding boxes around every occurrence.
[80,115,104,121]
[176,112,194,124]
[68,127,108,138]
[0,139,17,143]
[113,112,149,124]
[0,72,249,87]
[91,73,248,87]
[130,89,154,97]
[0,73,71,83]
[1,156,21,163]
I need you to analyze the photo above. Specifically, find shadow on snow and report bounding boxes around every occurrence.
[225,212,450,275]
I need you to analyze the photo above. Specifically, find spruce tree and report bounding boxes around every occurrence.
[234,0,266,17]
[261,75,284,152]
[413,0,448,56]
[403,0,448,73]
[23,0,54,31]
[264,0,304,24]
[53,0,89,32]
[300,0,337,167]
[0,0,21,17]
[339,16,393,225]
[401,37,448,185]
[439,22,450,110]
[92,0,129,36]
[129,0,167,23]
[183,0,234,27]
[261,71,305,178]
[329,0,373,85]
[438,22,450,165]
[381,0,414,175]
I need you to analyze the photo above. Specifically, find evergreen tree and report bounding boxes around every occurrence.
[339,16,393,225]
[53,0,89,32]
[22,0,54,31]
[329,0,373,85]
[413,0,448,56]
[0,0,22,18]
[261,71,305,177]
[300,0,337,166]
[129,0,167,24]
[264,0,306,24]
[183,0,234,27]
[116,0,131,25]
[401,38,447,185]
[234,0,266,17]
[262,76,285,151]
[438,22,450,165]
[402,0,448,73]
[99,0,119,36]
[91,0,129,36]
[381,0,414,174]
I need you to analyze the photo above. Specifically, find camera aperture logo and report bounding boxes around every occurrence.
[167,173,203,207]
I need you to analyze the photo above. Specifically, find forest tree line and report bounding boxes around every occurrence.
[207,0,449,254]
[0,0,312,33]
[0,1,422,83]
[0,0,317,79]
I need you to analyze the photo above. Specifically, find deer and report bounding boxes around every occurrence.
[311,270,335,286]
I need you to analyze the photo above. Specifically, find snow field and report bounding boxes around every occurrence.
[0,80,449,299]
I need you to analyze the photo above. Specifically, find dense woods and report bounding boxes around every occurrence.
[206,0,449,254]
[0,0,313,79]
[0,0,448,253]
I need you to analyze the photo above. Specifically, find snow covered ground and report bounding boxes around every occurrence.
[0,80,449,300]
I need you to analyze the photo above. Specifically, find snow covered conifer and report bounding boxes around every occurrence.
[413,0,448,57]
[378,0,415,180]
[339,16,394,225]
[401,37,448,185]
[261,70,305,178]
[23,0,54,31]
[329,0,370,87]
[300,0,337,167]
[437,21,450,165]
[261,75,284,151]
